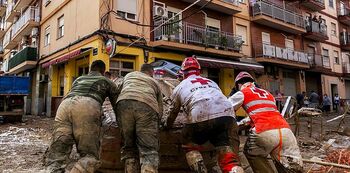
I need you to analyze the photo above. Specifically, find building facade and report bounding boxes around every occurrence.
[34,0,256,116]
[0,0,40,115]
[250,0,349,104]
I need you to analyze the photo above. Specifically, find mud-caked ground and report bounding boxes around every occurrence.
[0,113,349,173]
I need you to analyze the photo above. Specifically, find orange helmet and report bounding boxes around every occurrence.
[235,71,254,84]
[181,56,201,71]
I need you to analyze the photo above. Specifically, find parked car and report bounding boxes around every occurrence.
[151,60,181,79]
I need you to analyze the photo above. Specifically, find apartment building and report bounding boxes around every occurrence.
[37,0,255,116]
[338,0,350,98]
[250,0,347,102]
[0,0,40,115]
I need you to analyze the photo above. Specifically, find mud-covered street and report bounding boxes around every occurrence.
[0,116,52,173]
[0,114,349,173]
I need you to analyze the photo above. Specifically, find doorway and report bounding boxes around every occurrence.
[331,84,338,110]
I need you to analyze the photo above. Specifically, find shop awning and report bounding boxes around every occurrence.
[196,56,265,73]
[42,48,92,68]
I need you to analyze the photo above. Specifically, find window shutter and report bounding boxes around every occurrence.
[236,25,247,43]
[116,0,137,14]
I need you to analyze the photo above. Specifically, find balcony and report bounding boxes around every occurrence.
[304,20,328,41]
[340,31,350,50]
[300,0,325,11]
[11,6,39,42]
[13,0,31,11]
[8,46,37,74]
[152,19,244,57]
[338,6,350,26]
[3,27,17,50]
[308,53,331,72]
[5,3,19,23]
[0,0,6,17]
[181,0,241,15]
[251,0,306,34]
[254,43,309,68]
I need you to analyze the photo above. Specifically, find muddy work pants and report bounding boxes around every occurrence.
[182,116,241,173]
[117,100,159,172]
[244,128,303,173]
[43,96,102,173]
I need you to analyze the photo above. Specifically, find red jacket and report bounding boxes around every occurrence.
[240,85,290,133]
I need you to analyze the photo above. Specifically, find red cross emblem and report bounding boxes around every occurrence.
[191,78,211,85]
[251,87,268,98]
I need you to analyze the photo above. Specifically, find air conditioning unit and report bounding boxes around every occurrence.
[39,74,48,83]
[31,27,39,37]
[154,5,167,18]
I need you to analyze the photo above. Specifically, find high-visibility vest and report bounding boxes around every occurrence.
[241,85,290,133]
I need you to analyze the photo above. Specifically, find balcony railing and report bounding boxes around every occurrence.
[301,0,325,11]
[305,19,327,36]
[308,53,330,68]
[3,27,11,46]
[255,43,309,64]
[252,0,305,29]
[8,46,37,69]
[5,2,13,18]
[338,6,350,16]
[154,18,244,51]
[11,6,39,38]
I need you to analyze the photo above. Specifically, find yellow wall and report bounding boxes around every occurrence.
[219,68,235,96]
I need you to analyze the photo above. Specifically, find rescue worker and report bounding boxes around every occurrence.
[116,64,163,173]
[43,60,121,173]
[164,56,243,173]
[228,71,303,173]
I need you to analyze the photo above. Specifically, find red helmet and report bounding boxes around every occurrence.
[181,56,201,71]
[235,71,254,84]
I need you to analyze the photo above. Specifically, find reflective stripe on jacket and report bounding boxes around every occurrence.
[240,84,290,133]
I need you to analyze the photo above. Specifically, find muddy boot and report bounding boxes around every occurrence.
[186,150,208,173]
[141,164,158,173]
[70,156,101,173]
[125,158,140,173]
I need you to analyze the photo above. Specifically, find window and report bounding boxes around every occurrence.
[109,60,134,77]
[57,15,64,39]
[236,25,247,44]
[322,48,330,67]
[116,0,137,20]
[206,17,221,32]
[44,26,50,46]
[329,0,334,8]
[167,7,182,40]
[331,23,336,36]
[285,39,294,50]
[262,32,270,44]
[334,51,339,64]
